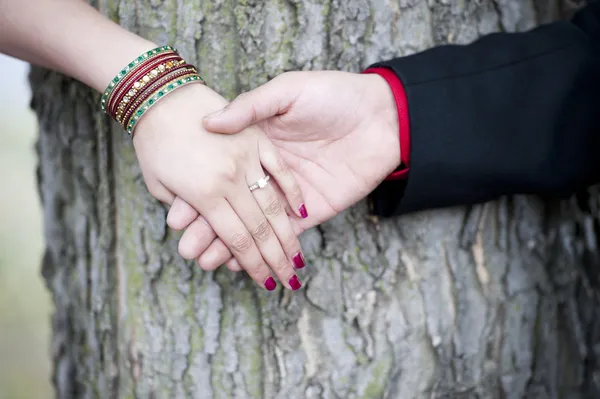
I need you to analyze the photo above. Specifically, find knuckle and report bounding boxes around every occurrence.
[193,180,218,198]
[263,196,282,217]
[230,232,253,252]
[251,219,272,241]
[219,159,240,182]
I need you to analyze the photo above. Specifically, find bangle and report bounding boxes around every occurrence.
[118,63,192,124]
[115,60,190,122]
[101,46,205,135]
[120,66,198,128]
[109,54,183,116]
[126,74,204,136]
[100,45,176,112]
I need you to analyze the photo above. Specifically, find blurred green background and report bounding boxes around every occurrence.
[0,54,52,398]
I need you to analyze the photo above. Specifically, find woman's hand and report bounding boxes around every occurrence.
[0,0,308,289]
[168,71,401,271]
[132,83,306,290]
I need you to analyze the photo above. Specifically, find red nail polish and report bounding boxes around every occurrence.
[265,277,277,291]
[289,275,302,291]
[299,204,308,219]
[293,252,305,269]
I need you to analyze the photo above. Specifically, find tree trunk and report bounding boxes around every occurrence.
[31,0,600,398]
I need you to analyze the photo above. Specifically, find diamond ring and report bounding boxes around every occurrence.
[248,175,270,192]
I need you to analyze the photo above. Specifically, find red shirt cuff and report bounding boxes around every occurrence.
[362,67,410,180]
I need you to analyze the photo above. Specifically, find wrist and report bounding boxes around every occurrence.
[90,37,159,93]
[62,3,160,92]
[360,73,402,176]
[132,83,223,146]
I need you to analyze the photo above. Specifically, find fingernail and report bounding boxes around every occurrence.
[299,204,308,219]
[203,107,226,120]
[293,252,306,269]
[289,275,302,291]
[265,277,277,291]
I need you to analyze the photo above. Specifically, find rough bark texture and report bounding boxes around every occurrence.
[31,0,600,398]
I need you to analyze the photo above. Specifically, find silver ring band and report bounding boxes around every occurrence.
[248,175,270,192]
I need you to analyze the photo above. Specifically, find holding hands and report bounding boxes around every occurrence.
[167,71,401,274]
[0,0,402,291]
[4,0,598,294]
[132,80,310,291]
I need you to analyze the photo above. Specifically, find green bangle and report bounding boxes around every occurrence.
[126,74,204,135]
[100,45,176,111]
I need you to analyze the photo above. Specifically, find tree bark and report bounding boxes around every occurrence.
[31,0,600,398]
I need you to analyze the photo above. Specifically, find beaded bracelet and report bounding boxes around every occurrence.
[101,45,205,136]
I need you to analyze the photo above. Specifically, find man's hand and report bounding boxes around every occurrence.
[169,71,401,271]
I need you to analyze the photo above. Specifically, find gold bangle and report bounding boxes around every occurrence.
[115,60,189,122]
[100,45,176,112]
[120,67,198,128]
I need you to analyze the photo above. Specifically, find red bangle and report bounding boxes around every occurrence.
[113,58,187,122]
[101,45,206,137]
[120,65,196,126]
[109,54,182,115]
[107,50,177,113]
[120,63,193,121]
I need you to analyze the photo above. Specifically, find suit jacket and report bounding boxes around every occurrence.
[368,1,600,217]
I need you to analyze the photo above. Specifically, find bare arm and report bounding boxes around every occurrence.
[0,0,155,92]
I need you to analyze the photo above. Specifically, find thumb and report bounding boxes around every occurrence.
[202,73,295,134]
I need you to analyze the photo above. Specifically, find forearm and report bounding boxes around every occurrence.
[0,0,156,92]
[369,2,600,216]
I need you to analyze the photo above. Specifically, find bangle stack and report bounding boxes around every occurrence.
[101,45,205,136]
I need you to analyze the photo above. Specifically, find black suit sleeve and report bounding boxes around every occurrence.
[368,2,600,217]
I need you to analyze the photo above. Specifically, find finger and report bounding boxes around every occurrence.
[259,139,308,220]
[147,181,176,205]
[197,238,231,270]
[267,178,298,223]
[248,169,306,272]
[167,196,199,230]
[178,216,216,260]
[201,200,277,291]
[202,73,296,134]
[229,171,302,291]
[196,189,300,270]
[226,258,243,272]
